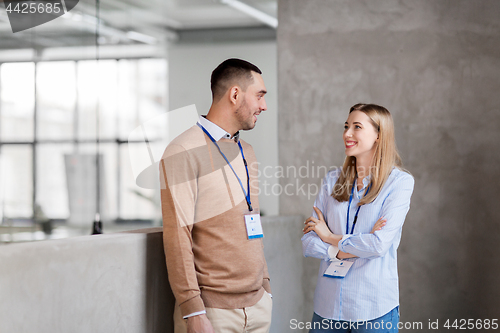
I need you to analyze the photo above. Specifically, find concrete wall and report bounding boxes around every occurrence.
[168,41,279,217]
[262,215,311,332]
[0,228,175,333]
[0,217,308,333]
[278,0,500,329]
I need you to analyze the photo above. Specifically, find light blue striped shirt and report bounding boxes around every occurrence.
[302,167,414,322]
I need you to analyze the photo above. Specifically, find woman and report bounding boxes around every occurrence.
[302,103,414,333]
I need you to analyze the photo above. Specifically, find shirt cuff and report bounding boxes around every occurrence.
[337,234,351,253]
[179,295,206,318]
[183,310,207,319]
[328,245,341,261]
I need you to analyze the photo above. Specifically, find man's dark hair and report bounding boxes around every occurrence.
[210,58,262,102]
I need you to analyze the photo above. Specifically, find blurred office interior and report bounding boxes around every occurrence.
[0,0,278,243]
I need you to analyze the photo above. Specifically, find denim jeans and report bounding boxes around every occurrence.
[309,306,399,333]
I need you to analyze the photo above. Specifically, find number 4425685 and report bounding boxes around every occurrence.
[444,319,498,330]
[5,2,62,14]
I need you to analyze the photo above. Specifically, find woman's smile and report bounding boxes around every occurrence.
[345,140,357,149]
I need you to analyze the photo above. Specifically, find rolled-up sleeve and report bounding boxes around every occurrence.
[338,173,414,259]
[301,231,331,261]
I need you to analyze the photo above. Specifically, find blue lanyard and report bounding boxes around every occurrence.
[346,179,370,234]
[197,123,253,211]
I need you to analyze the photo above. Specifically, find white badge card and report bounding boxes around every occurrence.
[244,211,264,239]
[323,260,354,278]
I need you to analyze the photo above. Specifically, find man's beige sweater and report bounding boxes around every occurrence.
[160,125,271,317]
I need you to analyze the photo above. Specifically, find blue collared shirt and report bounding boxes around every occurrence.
[302,167,414,322]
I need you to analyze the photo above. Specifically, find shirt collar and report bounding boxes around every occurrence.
[356,174,371,192]
[362,175,371,187]
[197,115,240,142]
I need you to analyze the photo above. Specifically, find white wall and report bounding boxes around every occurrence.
[168,41,279,216]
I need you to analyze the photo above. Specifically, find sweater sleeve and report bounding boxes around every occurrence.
[160,144,205,317]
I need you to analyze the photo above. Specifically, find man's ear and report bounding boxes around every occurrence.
[229,86,240,105]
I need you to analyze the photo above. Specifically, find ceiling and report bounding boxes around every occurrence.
[0,0,277,57]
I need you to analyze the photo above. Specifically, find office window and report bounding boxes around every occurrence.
[0,62,35,141]
[0,58,168,225]
[1,145,33,218]
[37,61,76,140]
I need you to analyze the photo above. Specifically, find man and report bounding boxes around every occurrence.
[160,58,272,333]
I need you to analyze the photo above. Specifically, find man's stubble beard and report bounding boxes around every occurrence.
[235,98,255,131]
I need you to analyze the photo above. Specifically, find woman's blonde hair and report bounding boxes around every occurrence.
[332,103,402,205]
